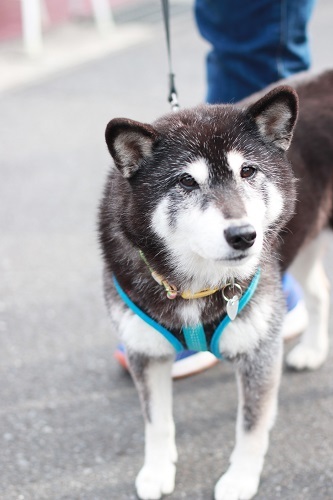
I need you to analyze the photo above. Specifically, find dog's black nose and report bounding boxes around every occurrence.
[224,225,256,251]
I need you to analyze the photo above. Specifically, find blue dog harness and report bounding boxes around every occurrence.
[113,269,261,359]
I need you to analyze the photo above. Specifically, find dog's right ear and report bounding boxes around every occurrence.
[105,118,158,178]
[246,86,299,151]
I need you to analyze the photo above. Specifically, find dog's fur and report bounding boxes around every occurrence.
[98,70,333,500]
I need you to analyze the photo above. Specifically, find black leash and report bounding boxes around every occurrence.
[161,0,180,111]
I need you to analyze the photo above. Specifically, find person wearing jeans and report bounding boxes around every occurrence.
[195,0,316,104]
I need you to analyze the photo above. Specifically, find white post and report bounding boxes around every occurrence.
[91,0,115,36]
[20,0,43,56]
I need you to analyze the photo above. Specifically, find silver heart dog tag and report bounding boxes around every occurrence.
[227,295,239,321]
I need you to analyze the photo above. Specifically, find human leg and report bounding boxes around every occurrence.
[195,0,316,103]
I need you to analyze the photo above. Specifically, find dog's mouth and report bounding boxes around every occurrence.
[190,246,255,265]
[213,252,256,266]
[189,236,261,267]
[221,254,248,261]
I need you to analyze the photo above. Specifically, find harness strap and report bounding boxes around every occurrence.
[113,276,184,353]
[182,324,208,352]
[113,269,261,358]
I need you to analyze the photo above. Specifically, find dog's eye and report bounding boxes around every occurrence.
[178,174,199,191]
[241,165,257,179]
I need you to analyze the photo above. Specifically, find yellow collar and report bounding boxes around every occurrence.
[139,250,222,300]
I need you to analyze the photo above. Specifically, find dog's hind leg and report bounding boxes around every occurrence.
[127,349,177,500]
[215,339,282,500]
[286,232,330,370]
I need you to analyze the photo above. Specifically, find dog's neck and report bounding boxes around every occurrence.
[139,250,225,300]
[139,249,258,306]
[139,242,261,292]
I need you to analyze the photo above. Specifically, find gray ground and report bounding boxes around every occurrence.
[1,1,333,499]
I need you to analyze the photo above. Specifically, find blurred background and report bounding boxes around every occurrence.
[0,1,333,499]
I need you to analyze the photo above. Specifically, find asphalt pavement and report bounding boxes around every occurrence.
[1,1,333,499]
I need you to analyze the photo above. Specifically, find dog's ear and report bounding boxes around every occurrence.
[105,118,158,178]
[247,86,299,151]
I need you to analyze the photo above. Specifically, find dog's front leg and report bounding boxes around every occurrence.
[215,339,282,500]
[127,350,177,500]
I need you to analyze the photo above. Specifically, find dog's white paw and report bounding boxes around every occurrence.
[135,462,176,500]
[286,343,328,370]
[214,467,259,500]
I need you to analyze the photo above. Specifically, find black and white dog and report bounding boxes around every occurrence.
[98,70,333,500]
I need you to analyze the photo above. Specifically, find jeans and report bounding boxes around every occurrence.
[195,0,316,103]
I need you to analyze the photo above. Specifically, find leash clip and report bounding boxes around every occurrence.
[168,72,180,111]
[169,92,180,112]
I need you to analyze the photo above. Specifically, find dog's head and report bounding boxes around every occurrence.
[105,86,298,287]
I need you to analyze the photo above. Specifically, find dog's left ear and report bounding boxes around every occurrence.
[247,86,299,151]
[105,118,158,178]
